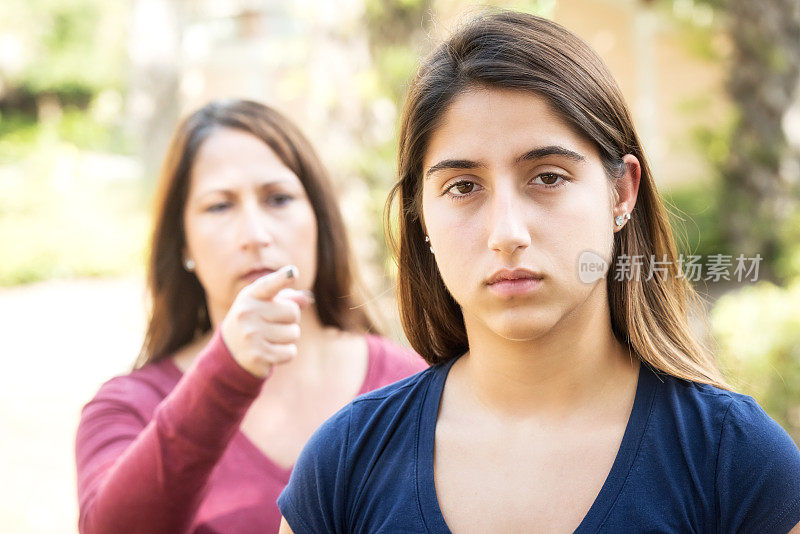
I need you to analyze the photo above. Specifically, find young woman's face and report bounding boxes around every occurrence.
[421,88,625,342]
[183,128,318,322]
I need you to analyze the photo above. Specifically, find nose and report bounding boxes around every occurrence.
[486,185,531,256]
[239,199,273,251]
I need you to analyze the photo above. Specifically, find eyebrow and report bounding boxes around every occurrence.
[192,178,296,200]
[194,178,293,198]
[424,159,482,178]
[516,145,586,164]
[424,145,586,179]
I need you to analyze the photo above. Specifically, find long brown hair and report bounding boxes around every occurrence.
[386,11,729,389]
[137,99,376,367]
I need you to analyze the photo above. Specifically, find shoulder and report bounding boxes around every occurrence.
[653,368,738,415]
[322,362,438,446]
[722,390,797,446]
[655,371,798,455]
[76,361,182,466]
[717,390,797,451]
[363,334,429,389]
[646,368,755,443]
[653,372,800,532]
[81,360,180,422]
[651,370,799,470]
[714,388,800,484]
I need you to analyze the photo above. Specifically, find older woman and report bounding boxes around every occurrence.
[75,99,427,533]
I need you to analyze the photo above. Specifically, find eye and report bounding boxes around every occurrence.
[444,180,481,198]
[265,193,295,207]
[533,172,568,188]
[206,202,231,213]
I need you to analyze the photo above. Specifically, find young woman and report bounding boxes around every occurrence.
[276,12,800,533]
[74,99,427,533]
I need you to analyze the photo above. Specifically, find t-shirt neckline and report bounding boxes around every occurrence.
[416,356,658,533]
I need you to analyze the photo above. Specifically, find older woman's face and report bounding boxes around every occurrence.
[183,128,317,325]
[421,88,632,342]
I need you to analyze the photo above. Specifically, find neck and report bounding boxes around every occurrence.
[457,284,638,419]
[289,305,338,367]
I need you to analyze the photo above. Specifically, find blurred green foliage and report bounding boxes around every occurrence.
[0,0,127,97]
[0,106,130,159]
[0,141,148,286]
[664,181,727,260]
[777,211,800,280]
[712,280,800,443]
[0,96,140,288]
[0,0,139,286]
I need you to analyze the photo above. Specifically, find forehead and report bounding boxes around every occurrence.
[190,128,299,190]
[423,88,597,170]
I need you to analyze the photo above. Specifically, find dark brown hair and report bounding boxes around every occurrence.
[137,99,375,367]
[386,11,728,388]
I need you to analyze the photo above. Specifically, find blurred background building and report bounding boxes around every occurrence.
[1,0,798,531]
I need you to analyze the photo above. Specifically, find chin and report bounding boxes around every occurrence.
[484,308,559,342]
[493,325,550,342]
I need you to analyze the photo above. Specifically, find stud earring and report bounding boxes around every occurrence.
[184,258,195,271]
[424,235,434,254]
[615,212,631,227]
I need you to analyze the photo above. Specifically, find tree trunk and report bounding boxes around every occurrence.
[126,0,182,183]
[722,0,800,282]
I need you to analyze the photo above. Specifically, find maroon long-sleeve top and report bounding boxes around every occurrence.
[75,329,427,533]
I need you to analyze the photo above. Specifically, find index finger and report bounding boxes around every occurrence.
[247,265,298,301]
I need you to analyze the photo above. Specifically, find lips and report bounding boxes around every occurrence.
[485,268,544,297]
[485,268,544,285]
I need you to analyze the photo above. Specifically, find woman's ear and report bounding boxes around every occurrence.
[613,154,641,231]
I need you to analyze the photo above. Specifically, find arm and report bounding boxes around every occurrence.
[76,267,306,533]
[75,330,265,534]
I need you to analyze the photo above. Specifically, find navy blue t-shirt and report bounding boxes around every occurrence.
[278,358,800,533]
